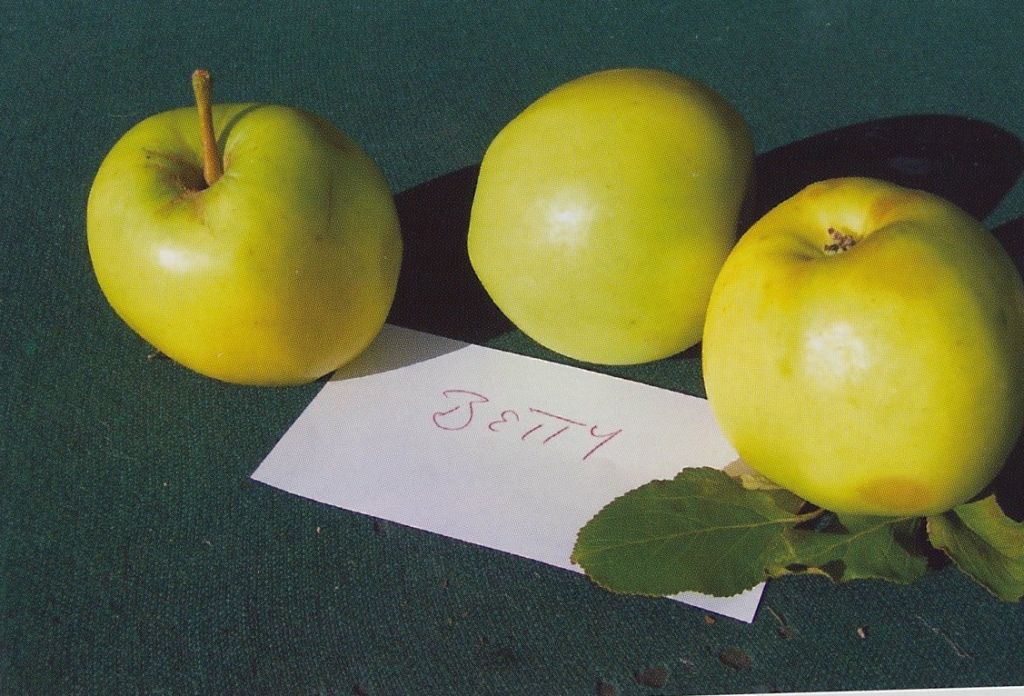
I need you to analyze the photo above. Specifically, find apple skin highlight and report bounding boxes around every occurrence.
[702,177,1024,517]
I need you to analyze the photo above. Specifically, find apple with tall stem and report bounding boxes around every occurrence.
[87,70,402,385]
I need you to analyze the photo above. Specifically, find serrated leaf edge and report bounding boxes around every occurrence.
[925,497,1024,603]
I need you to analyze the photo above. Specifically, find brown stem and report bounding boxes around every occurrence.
[191,69,222,187]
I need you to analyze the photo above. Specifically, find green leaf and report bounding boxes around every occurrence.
[926,494,1024,602]
[571,467,819,597]
[774,514,928,584]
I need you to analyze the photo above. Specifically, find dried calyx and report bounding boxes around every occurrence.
[823,227,857,255]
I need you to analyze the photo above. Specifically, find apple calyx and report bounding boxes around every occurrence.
[823,227,857,255]
[190,69,223,188]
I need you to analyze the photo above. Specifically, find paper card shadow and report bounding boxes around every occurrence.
[328,324,470,381]
[387,114,1024,349]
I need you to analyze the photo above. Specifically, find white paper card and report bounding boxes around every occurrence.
[251,324,763,622]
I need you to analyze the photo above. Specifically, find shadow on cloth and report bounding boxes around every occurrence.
[991,215,1024,521]
[387,113,1024,347]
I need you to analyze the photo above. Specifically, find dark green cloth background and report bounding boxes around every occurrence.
[3,2,1024,694]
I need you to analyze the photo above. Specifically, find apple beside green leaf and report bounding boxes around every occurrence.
[468,68,753,365]
[703,177,1024,517]
[87,71,402,386]
[574,178,1024,604]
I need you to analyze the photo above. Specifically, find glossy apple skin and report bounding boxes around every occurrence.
[702,177,1024,516]
[87,103,402,386]
[467,68,753,365]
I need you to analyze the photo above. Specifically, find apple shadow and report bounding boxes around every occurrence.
[386,164,514,345]
[216,104,266,154]
[993,215,1024,277]
[989,215,1024,521]
[320,165,509,384]
[386,114,1024,359]
[742,113,1024,230]
[995,428,1024,522]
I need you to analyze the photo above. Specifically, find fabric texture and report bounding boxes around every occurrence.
[3,2,1024,693]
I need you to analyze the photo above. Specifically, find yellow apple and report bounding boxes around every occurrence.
[87,71,402,385]
[702,177,1024,516]
[467,68,753,364]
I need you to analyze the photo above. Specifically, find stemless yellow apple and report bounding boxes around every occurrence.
[87,72,401,386]
[468,68,754,364]
[703,177,1024,516]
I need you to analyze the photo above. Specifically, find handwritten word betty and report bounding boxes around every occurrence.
[431,389,622,461]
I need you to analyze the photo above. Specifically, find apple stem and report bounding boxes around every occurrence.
[191,69,223,187]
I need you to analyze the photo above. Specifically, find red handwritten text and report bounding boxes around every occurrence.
[431,389,622,461]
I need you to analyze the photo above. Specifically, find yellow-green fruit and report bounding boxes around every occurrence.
[467,68,754,364]
[88,103,401,385]
[702,177,1024,516]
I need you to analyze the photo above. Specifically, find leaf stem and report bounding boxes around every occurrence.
[191,69,222,187]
